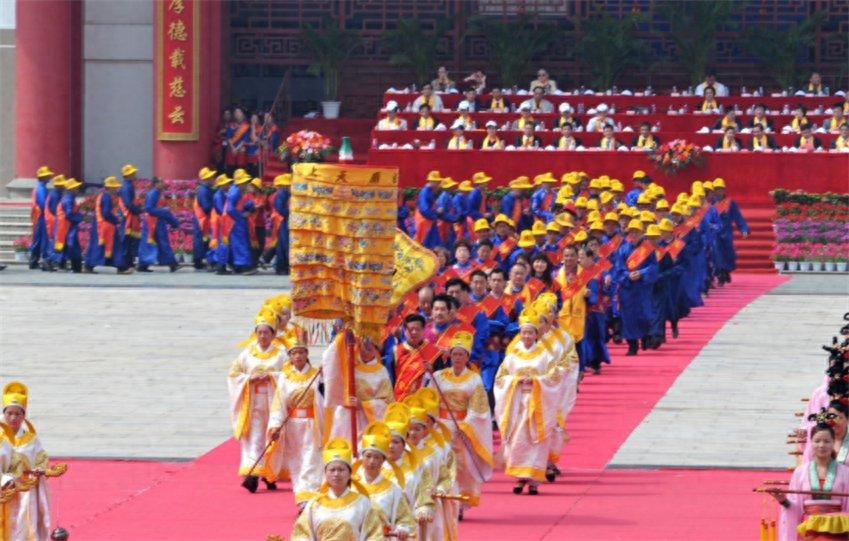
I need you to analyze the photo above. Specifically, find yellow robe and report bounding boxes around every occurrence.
[381,452,436,532]
[415,427,457,541]
[291,488,385,541]
[356,473,415,536]
[6,422,50,541]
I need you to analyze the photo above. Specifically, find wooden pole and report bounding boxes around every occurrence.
[753,488,849,497]
[347,329,358,457]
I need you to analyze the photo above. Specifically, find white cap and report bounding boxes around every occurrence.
[559,102,572,113]
[451,119,466,130]
[386,100,399,112]
[458,101,470,111]
[596,103,609,113]
[519,103,531,111]
[485,120,497,128]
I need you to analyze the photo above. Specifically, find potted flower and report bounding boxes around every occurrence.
[837,245,849,273]
[299,18,362,119]
[770,243,788,272]
[12,235,30,262]
[786,244,801,271]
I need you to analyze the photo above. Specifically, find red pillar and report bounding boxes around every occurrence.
[152,0,221,179]
[15,0,81,179]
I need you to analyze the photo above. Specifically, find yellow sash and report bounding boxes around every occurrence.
[418,116,435,129]
[722,137,737,150]
[837,137,848,151]
[637,134,654,148]
[701,100,717,112]
[380,117,402,129]
[522,135,535,148]
[448,136,467,149]
[518,117,535,129]
[491,98,505,111]
[482,136,502,149]
[558,137,575,150]
[752,136,767,149]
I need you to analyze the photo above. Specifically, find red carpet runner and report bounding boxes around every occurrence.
[58,275,788,540]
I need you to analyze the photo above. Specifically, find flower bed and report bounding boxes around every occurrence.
[647,139,706,176]
[770,189,849,271]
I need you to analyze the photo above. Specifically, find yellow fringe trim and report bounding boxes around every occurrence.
[798,514,849,536]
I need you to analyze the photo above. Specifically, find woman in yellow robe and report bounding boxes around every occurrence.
[228,308,288,492]
[291,438,385,541]
[3,383,51,541]
[431,332,494,515]
[238,294,304,351]
[266,332,324,509]
[494,309,562,495]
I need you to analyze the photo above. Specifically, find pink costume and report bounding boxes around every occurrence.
[780,460,849,541]
[800,378,831,452]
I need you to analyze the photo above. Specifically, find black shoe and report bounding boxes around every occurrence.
[215,269,231,275]
[671,323,679,339]
[458,509,464,521]
[137,266,153,273]
[552,465,561,475]
[28,261,39,270]
[640,337,649,351]
[0,265,6,272]
[545,468,556,483]
[626,340,638,356]
[528,486,539,495]
[263,478,277,490]
[242,268,258,276]
[492,420,498,431]
[169,263,183,273]
[650,336,662,350]
[243,475,259,493]
[513,481,526,494]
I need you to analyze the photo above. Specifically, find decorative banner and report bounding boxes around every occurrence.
[157,0,199,141]
[290,164,399,340]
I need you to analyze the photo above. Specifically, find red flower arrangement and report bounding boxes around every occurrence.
[278,130,335,163]
[647,139,706,176]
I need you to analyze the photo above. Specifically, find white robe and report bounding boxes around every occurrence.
[7,422,51,541]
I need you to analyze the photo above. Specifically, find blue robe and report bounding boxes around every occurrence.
[451,192,468,239]
[625,188,643,207]
[193,183,214,264]
[52,192,84,262]
[226,185,255,267]
[466,187,489,222]
[85,192,124,268]
[702,206,721,285]
[210,189,230,266]
[138,188,179,266]
[680,225,704,310]
[31,182,48,261]
[45,187,64,262]
[612,239,658,340]
[576,276,600,371]
[436,191,456,250]
[397,202,410,235]
[650,241,685,337]
[416,185,442,249]
[499,192,531,231]
[273,188,290,272]
[713,198,749,272]
[530,187,554,223]
[582,268,610,364]
[119,180,142,262]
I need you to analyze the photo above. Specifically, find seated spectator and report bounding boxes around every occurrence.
[598,124,624,150]
[431,66,455,93]
[514,123,542,149]
[824,103,845,132]
[412,83,445,112]
[831,123,849,151]
[454,87,484,113]
[462,71,487,93]
[698,86,721,113]
[511,104,539,130]
[446,120,473,149]
[747,103,773,131]
[586,103,614,132]
[530,69,558,94]
[747,124,779,151]
[553,123,581,150]
[711,106,743,132]
[520,87,554,114]
[486,87,512,112]
[454,102,477,130]
[413,104,441,131]
[805,72,824,95]
[376,101,408,130]
[695,70,729,97]
[793,122,822,151]
[480,121,504,149]
[715,126,742,151]
[631,122,659,149]
[554,102,582,130]
[786,104,808,133]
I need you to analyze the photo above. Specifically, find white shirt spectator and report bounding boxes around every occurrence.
[695,81,729,97]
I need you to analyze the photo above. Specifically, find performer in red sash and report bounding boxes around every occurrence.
[84,176,128,273]
[52,177,85,272]
[612,219,659,356]
[119,164,143,266]
[414,171,443,249]
[225,107,250,176]
[423,294,477,370]
[193,167,216,270]
[29,166,52,269]
[389,314,443,401]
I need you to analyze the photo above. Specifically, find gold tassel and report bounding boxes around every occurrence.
[760,497,769,541]
[769,498,777,541]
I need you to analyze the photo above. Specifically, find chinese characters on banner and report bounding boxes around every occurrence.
[157,0,199,140]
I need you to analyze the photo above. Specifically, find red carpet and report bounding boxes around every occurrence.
[57,275,788,540]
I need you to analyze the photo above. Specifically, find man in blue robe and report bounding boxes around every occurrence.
[29,166,52,270]
[711,179,749,286]
[84,177,126,273]
[612,219,658,356]
[193,167,216,270]
[265,174,291,275]
[625,171,651,206]
[530,174,557,223]
[413,172,443,249]
[209,174,233,274]
[225,173,257,275]
[118,164,143,268]
[436,178,458,251]
[43,174,67,271]
[51,177,85,273]
[137,177,182,272]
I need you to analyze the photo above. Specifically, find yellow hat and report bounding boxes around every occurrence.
[692,186,705,198]
[646,224,661,237]
[121,164,138,177]
[619,207,635,219]
[449,331,474,354]
[687,195,702,207]
[235,174,253,185]
[538,292,559,312]
[546,221,560,233]
[426,170,443,182]
[616,202,628,212]
[251,178,263,189]
[587,210,601,223]
[702,181,714,191]
[273,174,292,186]
[611,181,625,193]
[255,307,277,331]
[288,328,310,352]
[517,230,536,248]
[589,221,604,232]
[323,438,353,466]
[64,177,82,190]
[589,178,602,189]
[575,197,588,208]
[573,230,588,243]
[215,174,233,187]
[384,404,411,440]
[199,167,217,181]
[691,181,703,192]
[264,294,293,317]
[472,172,492,184]
[36,166,54,178]
[510,177,533,190]
[3,382,27,413]
[653,185,666,197]
[637,193,651,205]
[670,203,686,215]
[541,173,558,184]
[604,212,619,223]
[713,178,726,189]
[640,210,656,223]
[532,174,545,186]
[506,218,516,229]
[627,219,644,232]
[579,171,589,179]
[559,185,574,199]
[440,177,458,190]
[51,174,66,186]
[458,180,474,192]
[600,192,613,205]
[416,388,440,418]
[633,170,646,179]
[474,218,491,232]
[655,199,670,210]
[587,199,599,211]
[518,308,541,330]
[600,178,612,190]
[103,176,121,189]
[361,421,392,457]
[233,168,249,182]
[402,396,429,425]
[676,193,689,205]
[659,218,676,232]
[555,213,574,228]
[532,221,547,236]
[493,214,510,226]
